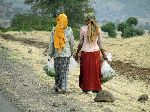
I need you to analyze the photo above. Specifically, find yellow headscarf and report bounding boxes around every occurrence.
[54,13,68,53]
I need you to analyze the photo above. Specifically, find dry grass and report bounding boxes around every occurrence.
[104,35,150,68]
[0,31,150,112]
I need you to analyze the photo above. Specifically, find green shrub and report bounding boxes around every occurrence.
[117,22,128,32]
[122,27,144,38]
[72,28,80,40]
[108,30,117,38]
[0,27,11,32]
[11,13,55,31]
[121,27,135,38]
[126,17,138,26]
[134,29,144,36]
[101,22,117,38]
[119,17,144,38]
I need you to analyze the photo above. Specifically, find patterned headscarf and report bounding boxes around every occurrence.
[85,13,100,43]
[54,13,68,53]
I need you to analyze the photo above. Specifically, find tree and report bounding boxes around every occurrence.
[126,17,138,26]
[121,27,144,38]
[24,0,93,27]
[121,27,135,38]
[101,22,117,38]
[11,14,54,31]
[117,22,128,32]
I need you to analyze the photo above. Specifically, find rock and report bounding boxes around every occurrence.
[62,102,67,106]
[138,94,148,102]
[69,107,76,111]
[103,108,113,112]
[94,90,115,102]
[28,49,32,53]
[23,83,28,86]
[52,102,61,107]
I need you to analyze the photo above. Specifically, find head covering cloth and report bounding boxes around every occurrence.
[54,13,68,53]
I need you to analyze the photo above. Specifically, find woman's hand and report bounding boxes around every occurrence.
[103,54,108,61]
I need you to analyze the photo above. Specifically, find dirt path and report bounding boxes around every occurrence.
[0,91,19,112]
[0,32,150,112]
[0,45,86,112]
[1,33,150,83]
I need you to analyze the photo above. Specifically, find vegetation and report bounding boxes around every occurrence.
[117,23,128,32]
[43,64,55,77]
[118,17,144,38]
[126,17,138,26]
[101,22,117,38]
[10,14,55,31]
[24,0,93,27]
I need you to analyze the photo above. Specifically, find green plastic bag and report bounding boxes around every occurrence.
[43,59,55,77]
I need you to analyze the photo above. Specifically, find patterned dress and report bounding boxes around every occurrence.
[49,27,74,92]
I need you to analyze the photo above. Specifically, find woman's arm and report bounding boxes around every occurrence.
[69,28,74,56]
[49,31,55,58]
[75,27,84,61]
[97,29,108,61]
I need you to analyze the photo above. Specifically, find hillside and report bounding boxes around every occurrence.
[0,31,150,111]
[92,0,150,22]
[0,0,150,26]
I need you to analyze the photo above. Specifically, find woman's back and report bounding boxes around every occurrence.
[80,26,100,52]
[49,27,74,58]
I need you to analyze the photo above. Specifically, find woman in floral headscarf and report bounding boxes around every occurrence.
[49,13,74,94]
[75,13,107,93]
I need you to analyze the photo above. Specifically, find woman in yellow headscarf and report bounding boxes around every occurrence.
[49,13,74,94]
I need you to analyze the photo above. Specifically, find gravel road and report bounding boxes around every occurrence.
[0,46,85,112]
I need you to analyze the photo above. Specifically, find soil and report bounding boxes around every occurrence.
[0,32,150,112]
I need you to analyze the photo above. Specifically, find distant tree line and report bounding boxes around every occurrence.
[0,0,145,39]
[0,0,93,40]
[101,17,144,38]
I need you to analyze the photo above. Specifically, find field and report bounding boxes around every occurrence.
[0,31,150,112]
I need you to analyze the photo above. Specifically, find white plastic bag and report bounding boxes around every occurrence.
[43,58,55,77]
[69,56,79,70]
[107,53,112,62]
[101,61,116,83]
[47,58,54,71]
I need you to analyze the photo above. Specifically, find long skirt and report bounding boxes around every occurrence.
[54,57,70,91]
[79,51,102,91]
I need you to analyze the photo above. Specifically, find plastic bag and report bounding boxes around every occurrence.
[43,58,55,77]
[69,56,79,70]
[107,53,112,62]
[101,61,116,83]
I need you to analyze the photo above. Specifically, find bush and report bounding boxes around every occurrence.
[72,28,80,40]
[101,22,117,38]
[108,30,117,38]
[121,27,135,38]
[134,29,144,36]
[126,17,138,26]
[117,22,128,32]
[119,17,144,38]
[0,27,11,32]
[122,27,144,38]
[11,13,55,31]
